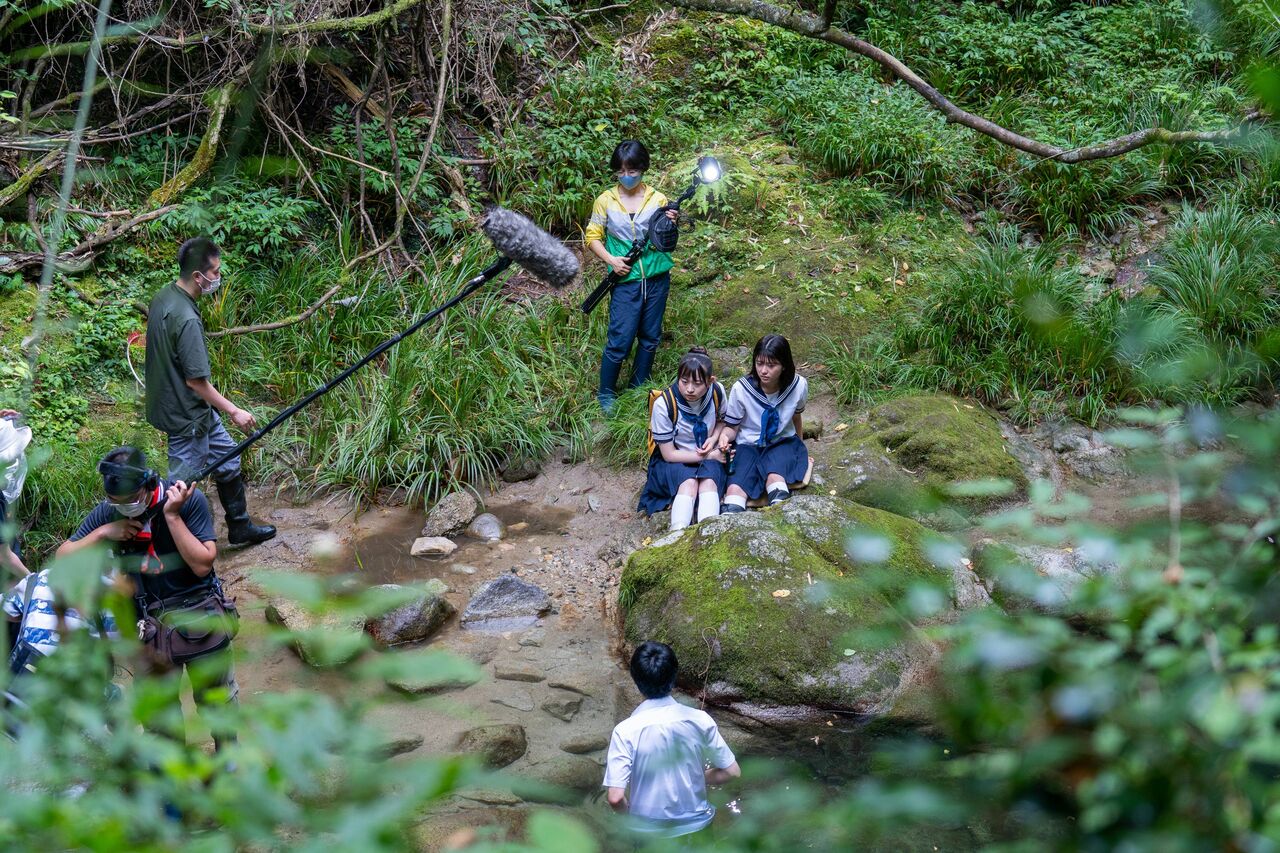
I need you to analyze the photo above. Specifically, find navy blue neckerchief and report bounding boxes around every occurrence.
[672,383,711,449]
[743,375,799,448]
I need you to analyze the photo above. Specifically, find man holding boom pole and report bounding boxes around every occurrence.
[145,237,276,545]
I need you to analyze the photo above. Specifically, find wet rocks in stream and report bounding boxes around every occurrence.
[466,512,507,542]
[494,663,545,683]
[559,732,610,754]
[457,724,528,768]
[512,756,602,804]
[365,580,454,646]
[411,536,458,558]
[421,491,480,537]
[541,692,583,723]
[461,574,552,629]
[264,597,366,668]
[492,689,537,712]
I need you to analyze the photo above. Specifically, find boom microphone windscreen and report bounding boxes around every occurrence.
[481,207,580,290]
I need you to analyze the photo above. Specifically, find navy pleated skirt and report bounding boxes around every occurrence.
[638,457,728,515]
[727,435,809,500]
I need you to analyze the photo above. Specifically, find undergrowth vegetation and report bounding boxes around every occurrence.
[827,202,1280,425]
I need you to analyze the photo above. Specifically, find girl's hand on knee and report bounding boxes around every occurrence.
[706,448,725,463]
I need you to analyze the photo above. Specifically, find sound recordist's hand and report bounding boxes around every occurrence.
[163,480,191,517]
[97,519,143,542]
[609,255,632,276]
[230,407,257,433]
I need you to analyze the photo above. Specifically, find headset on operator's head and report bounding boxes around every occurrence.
[97,448,158,496]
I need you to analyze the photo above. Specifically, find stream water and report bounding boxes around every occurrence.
[218,470,991,852]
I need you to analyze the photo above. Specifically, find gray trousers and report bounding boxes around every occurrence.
[167,417,241,484]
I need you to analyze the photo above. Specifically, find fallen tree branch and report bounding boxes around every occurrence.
[0,204,178,274]
[147,85,234,208]
[321,64,387,120]
[207,281,347,337]
[247,0,431,35]
[672,0,1266,163]
[0,149,61,208]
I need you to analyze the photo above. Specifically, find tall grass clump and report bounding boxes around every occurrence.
[207,242,602,502]
[1132,201,1280,403]
[774,72,990,202]
[826,228,1130,425]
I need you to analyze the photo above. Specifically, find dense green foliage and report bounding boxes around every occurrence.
[4,0,1280,847]
[826,202,1280,425]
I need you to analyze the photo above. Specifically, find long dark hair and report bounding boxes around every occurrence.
[750,334,795,390]
[676,346,713,385]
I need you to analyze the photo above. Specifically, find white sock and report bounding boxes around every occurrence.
[768,483,790,497]
[724,494,747,511]
[670,494,696,530]
[697,491,720,522]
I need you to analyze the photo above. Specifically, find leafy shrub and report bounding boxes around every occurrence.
[486,53,671,232]
[1008,151,1162,238]
[156,181,320,260]
[1133,202,1280,402]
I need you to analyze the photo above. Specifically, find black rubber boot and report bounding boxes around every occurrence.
[599,356,623,413]
[215,475,276,545]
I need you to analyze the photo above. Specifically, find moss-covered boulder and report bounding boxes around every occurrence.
[619,495,988,723]
[819,394,1028,516]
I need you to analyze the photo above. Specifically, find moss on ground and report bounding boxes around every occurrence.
[834,394,1027,513]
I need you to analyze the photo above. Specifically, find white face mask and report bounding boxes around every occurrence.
[198,274,222,295]
[112,493,150,518]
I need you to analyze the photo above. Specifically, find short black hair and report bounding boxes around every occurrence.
[630,641,678,699]
[610,140,650,173]
[750,333,796,390]
[677,346,713,385]
[100,446,153,496]
[178,237,220,280]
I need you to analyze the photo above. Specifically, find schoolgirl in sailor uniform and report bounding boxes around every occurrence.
[638,347,728,530]
[719,334,809,510]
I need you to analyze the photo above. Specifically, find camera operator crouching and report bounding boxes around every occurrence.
[56,446,239,750]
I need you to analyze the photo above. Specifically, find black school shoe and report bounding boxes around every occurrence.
[767,488,790,506]
[721,504,746,514]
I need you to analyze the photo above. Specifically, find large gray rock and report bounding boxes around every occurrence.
[512,755,602,804]
[462,574,552,629]
[620,495,987,723]
[541,692,583,723]
[560,733,610,754]
[457,724,527,768]
[365,580,454,647]
[422,491,480,537]
[500,456,542,483]
[1034,421,1127,482]
[467,512,507,542]
[264,598,366,668]
[972,539,1116,613]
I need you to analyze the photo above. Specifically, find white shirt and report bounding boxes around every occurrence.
[724,375,808,446]
[4,571,118,656]
[604,696,737,837]
[650,382,726,452]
